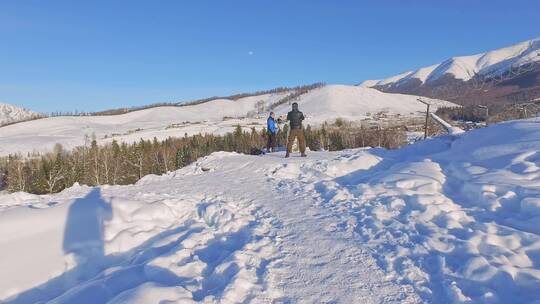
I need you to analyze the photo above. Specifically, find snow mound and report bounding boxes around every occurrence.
[0,187,278,303]
[293,118,540,303]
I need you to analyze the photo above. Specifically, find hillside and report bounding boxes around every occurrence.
[1,117,539,303]
[0,103,39,126]
[360,37,540,105]
[0,85,456,156]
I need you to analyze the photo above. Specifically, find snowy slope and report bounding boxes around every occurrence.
[361,37,540,88]
[0,85,456,156]
[0,92,290,156]
[1,117,540,303]
[0,103,38,125]
[270,85,454,124]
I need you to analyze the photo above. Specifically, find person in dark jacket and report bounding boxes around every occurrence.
[285,102,307,158]
[267,112,278,152]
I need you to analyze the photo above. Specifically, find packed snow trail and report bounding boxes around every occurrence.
[2,118,540,303]
[0,152,419,303]
[136,153,419,303]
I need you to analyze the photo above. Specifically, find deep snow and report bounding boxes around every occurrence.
[1,117,540,303]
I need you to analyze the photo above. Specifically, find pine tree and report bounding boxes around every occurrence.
[176,145,191,168]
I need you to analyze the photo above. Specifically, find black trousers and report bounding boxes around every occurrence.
[267,133,277,151]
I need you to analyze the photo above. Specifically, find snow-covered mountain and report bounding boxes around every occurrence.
[0,85,457,156]
[360,37,540,88]
[0,103,39,126]
[360,37,540,105]
[1,116,539,303]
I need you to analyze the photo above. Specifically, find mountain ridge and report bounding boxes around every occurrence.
[360,37,540,88]
[359,37,540,105]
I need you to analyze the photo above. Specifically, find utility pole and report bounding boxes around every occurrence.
[418,99,430,139]
[478,105,489,126]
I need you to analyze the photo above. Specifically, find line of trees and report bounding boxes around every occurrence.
[91,82,327,115]
[435,106,489,123]
[268,83,326,110]
[184,82,325,107]
[0,122,406,194]
[0,113,48,128]
[436,103,540,124]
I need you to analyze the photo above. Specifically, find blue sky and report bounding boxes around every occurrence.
[1,0,539,113]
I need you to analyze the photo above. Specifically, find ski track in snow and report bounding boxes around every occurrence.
[2,118,540,303]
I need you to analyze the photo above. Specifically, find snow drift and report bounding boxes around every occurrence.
[307,118,540,303]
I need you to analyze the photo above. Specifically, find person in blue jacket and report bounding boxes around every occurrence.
[266,112,278,152]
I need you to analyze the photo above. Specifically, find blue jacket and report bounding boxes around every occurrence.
[267,117,278,134]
